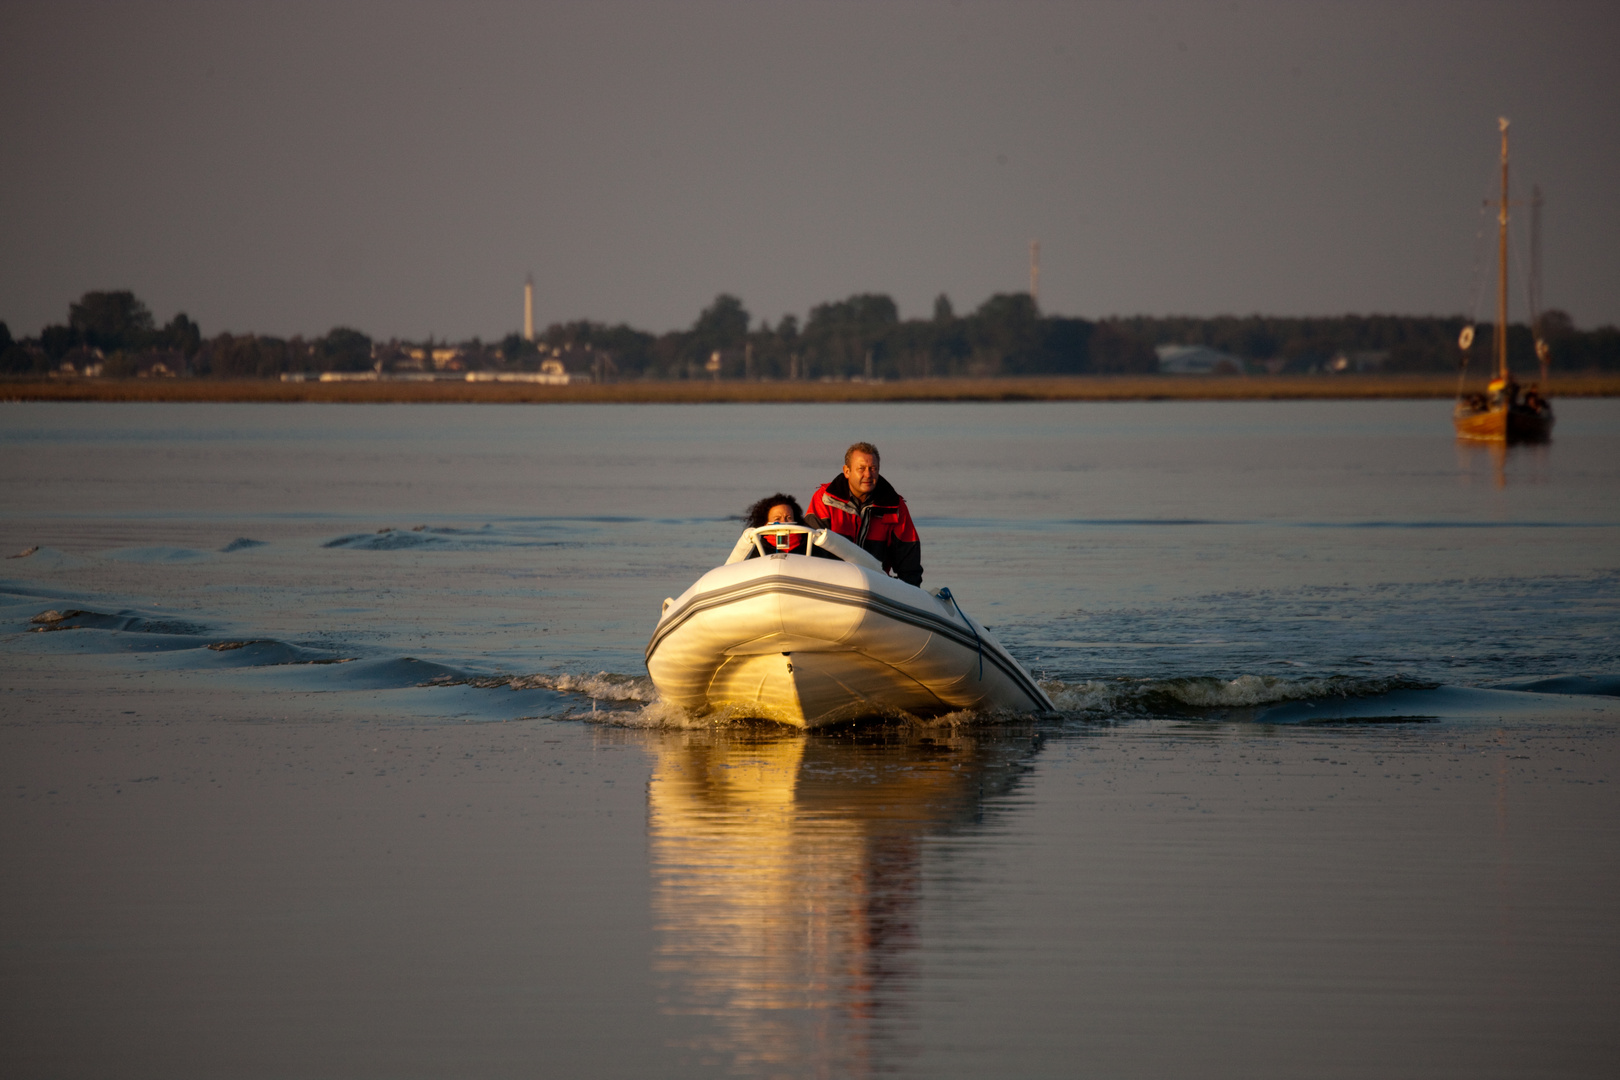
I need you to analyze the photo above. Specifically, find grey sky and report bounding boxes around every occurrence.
[3,0,1616,341]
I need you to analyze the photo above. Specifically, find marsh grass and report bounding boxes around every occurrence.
[6,373,1618,404]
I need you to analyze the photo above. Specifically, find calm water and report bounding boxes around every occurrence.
[3,399,1618,1078]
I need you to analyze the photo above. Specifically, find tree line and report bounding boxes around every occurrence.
[5,289,1619,379]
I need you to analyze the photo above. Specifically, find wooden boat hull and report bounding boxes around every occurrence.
[646,549,1053,728]
[1453,403,1553,443]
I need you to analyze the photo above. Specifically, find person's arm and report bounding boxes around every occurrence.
[886,501,923,586]
[804,487,831,531]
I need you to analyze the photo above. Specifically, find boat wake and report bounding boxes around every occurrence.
[539,671,1443,728]
[515,668,1620,728]
[8,593,1615,729]
[1042,673,1432,715]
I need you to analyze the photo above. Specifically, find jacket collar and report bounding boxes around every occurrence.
[827,472,900,510]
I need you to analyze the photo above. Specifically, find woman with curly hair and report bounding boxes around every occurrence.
[744,493,806,555]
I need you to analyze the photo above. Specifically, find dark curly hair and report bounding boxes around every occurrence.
[745,493,804,529]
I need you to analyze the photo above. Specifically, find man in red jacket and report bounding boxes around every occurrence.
[805,441,924,586]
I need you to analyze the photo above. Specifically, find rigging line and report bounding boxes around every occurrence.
[1455,336,1472,402]
[1506,219,1535,366]
[1458,199,1492,401]
[1466,197,1492,327]
[936,587,983,681]
[1528,186,1545,331]
[1464,152,1501,326]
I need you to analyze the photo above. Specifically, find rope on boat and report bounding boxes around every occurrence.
[936,587,983,681]
[1458,190,1493,403]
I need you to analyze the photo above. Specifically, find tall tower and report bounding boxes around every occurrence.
[523,275,535,342]
[1029,239,1040,306]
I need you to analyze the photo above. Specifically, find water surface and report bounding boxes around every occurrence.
[2,399,1617,1078]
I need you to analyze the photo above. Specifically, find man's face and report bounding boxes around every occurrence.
[843,452,878,500]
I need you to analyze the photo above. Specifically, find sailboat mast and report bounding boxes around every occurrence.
[1496,117,1510,381]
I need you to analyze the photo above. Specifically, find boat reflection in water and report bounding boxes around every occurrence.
[1455,439,1551,490]
[643,725,1039,1076]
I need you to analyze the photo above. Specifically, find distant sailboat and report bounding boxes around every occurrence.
[1453,118,1554,443]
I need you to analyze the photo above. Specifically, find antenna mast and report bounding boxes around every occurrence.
[1029,239,1040,306]
[1530,184,1552,387]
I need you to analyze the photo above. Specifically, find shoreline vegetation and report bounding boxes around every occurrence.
[7,373,1620,404]
[9,289,1620,395]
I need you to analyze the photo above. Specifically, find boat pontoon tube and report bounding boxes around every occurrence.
[646,525,1054,728]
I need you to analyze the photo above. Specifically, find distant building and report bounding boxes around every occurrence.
[1156,345,1245,375]
[386,344,427,371]
[382,344,467,372]
[54,346,106,377]
[54,357,104,378]
[1327,350,1390,373]
[466,365,580,385]
[135,350,184,377]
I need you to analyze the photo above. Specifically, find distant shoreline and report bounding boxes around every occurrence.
[5,373,1618,404]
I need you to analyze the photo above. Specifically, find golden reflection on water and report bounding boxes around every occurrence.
[1454,439,1550,489]
[642,725,1037,1077]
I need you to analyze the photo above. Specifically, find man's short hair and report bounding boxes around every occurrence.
[844,441,880,468]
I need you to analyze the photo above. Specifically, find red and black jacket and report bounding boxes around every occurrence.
[805,474,924,586]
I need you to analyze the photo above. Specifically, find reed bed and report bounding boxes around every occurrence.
[5,373,1618,405]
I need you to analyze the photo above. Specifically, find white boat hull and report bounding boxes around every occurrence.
[646,536,1053,728]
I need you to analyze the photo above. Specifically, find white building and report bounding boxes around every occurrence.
[1156,344,1245,375]
[1327,350,1390,373]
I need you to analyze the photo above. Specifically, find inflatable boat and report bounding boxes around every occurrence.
[646,525,1054,728]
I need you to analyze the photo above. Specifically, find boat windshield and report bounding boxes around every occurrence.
[724,526,885,573]
[750,524,815,557]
